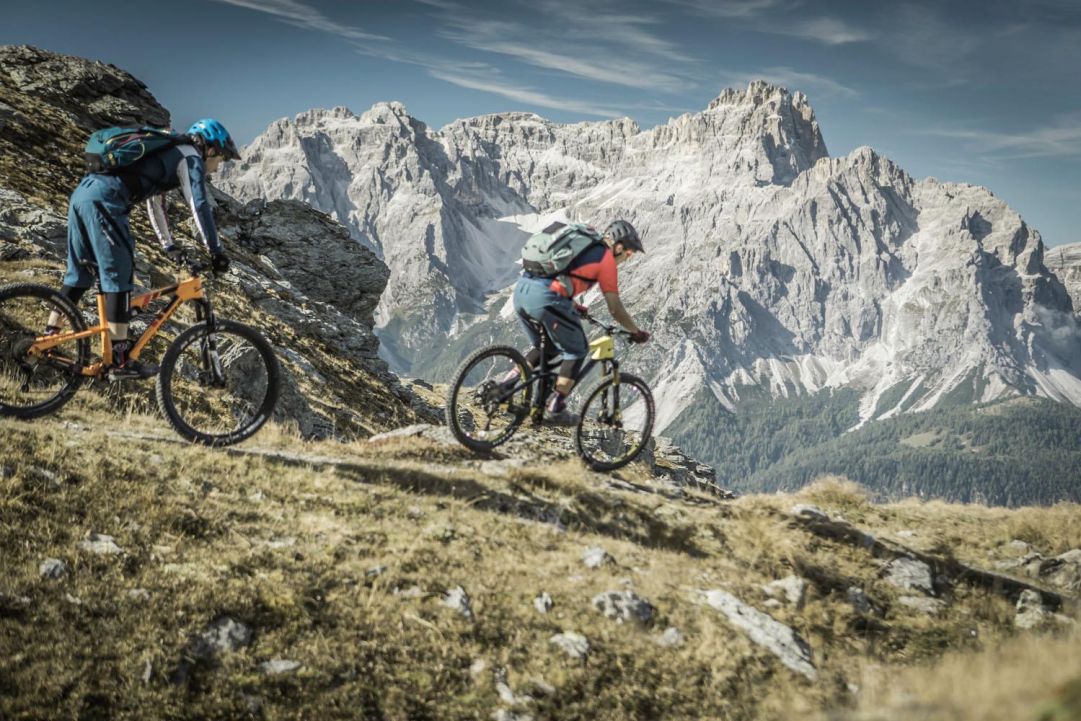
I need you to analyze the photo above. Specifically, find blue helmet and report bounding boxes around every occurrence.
[186,118,241,161]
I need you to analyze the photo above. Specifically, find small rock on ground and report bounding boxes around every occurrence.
[581,546,613,569]
[592,590,656,625]
[550,632,590,660]
[442,586,474,619]
[846,586,873,614]
[191,617,253,659]
[533,592,553,614]
[898,595,946,614]
[79,533,123,555]
[763,575,807,608]
[39,558,68,580]
[654,627,684,647]
[791,504,829,522]
[260,659,302,675]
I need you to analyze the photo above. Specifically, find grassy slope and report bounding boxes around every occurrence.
[1,409,1078,721]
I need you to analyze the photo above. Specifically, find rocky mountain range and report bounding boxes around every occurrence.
[217,82,1081,438]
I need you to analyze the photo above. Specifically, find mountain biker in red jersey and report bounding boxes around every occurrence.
[510,219,650,423]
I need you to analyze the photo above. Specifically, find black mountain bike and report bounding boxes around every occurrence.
[445,311,655,471]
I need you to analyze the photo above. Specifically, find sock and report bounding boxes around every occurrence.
[112,339,130,367]
[547,390,567,413]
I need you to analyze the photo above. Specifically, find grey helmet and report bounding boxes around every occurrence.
[604,219,644,253]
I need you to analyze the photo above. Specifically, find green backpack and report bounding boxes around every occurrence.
[521,221,604,279]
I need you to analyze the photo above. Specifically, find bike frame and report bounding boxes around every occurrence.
[26,275,212,378]
[515,316,622,427]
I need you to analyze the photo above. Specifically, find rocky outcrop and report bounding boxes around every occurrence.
[1050,243,1081,309]
[0,44,169,131]
[0,45,428,438]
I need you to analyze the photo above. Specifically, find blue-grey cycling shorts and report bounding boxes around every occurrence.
[62,174,135,293]
[512,275,588,361]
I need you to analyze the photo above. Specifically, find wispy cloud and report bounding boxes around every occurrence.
[719,67,858,99]
[428,70,627,118]
[211,0,632,119]
[880,4,977,77]
[672,0,872,45]
[666,0,790,19]
[427,0,700,92]
[211,0,389,42]
[918,112,1081,159]
[769,17,875,45]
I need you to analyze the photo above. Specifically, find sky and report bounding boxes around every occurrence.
[3,0,1080,249]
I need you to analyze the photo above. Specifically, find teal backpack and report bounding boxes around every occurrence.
[521,221,604,281]
[84,127,188,174]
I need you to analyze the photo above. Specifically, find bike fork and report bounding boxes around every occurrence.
[195,300,226,387]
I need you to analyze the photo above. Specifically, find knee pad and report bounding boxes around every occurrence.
[104,292,131,324]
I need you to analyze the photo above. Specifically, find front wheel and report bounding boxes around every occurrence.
[575,372,655,471]
[446,345,532,452]
[156,319,280,446]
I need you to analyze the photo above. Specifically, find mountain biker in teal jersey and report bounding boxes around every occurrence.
[509,219,650,424]
[46,119,241,379]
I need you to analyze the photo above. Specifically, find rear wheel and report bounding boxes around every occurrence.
[156,319,280,446]
[575,372,655,471]
[0,283,89,419]
[446,345,532,452]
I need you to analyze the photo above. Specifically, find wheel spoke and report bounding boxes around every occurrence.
[446,347,530,451]
[0,285,86,417]
[158,323,277,444]
[576,374,654,471]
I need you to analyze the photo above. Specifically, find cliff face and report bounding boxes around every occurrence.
[218,81,1081,430]
[0,45,430,438]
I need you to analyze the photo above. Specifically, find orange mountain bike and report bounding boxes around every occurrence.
[0,259,280,446]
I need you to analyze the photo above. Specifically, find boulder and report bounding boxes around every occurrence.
[1038,549,1081,592]
[698,589,817,681]
[1014,589,1049,630]
[882,556,934,596]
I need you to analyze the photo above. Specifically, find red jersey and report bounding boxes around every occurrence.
[550,244,618,297]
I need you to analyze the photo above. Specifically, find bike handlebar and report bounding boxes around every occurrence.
[580,310,634,339]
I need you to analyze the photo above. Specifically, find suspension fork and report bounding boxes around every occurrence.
[603,360,623,424]
[194,298,226,386]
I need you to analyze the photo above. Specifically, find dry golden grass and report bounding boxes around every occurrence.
[1,413,1078,721]
[844,623,1081,721]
